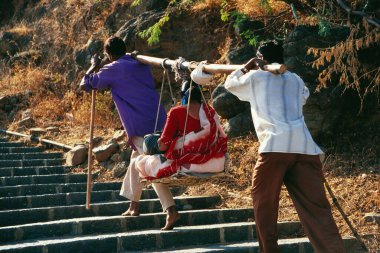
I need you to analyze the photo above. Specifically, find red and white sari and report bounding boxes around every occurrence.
[135,104,228,180]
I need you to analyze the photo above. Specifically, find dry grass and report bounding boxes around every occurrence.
[6,22,33,36]
[0,65,49,96]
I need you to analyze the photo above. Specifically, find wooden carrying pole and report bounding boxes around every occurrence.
[133,54,286,75]
[86,90,96,210]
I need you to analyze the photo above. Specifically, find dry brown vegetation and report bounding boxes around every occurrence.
[0,0,379,251]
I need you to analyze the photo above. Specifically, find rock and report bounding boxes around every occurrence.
[224,111,254,138]
[93,143,119,162]
[120,148,133,161]
[46,126,60,134]
[99,161,114,170]
[85,36,103,55]
[364,212,380,224]
[9,50,41,66]
[0,94,24,112]
[66,145,88,166]
[0,96,6,109]
[75,37,103,68]
[17,117,34,128]
[113,130,126,142]
[212,85,250,119]
[112,161,130,178]
[111,153,121,163]
[21,109,32,120]
[226,44,255,64]
[86,136,103,147]
[29,128,47,136]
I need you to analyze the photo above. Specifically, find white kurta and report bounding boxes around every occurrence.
[225,68,323,155]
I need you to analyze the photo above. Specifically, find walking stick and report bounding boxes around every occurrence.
[324,178,368,252]
[86,90,96,210]
[322,156,368,252]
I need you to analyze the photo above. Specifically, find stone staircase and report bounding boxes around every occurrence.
[0,136,363,252]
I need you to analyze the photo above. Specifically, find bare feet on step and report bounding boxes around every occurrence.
[161,205,180,230]
[121,201,140,216]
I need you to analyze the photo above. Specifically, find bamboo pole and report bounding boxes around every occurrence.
[132,54,286,74]
[86,90,96,210]
[0,129,73,151]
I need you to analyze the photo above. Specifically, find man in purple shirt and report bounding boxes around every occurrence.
[80,36,179,230]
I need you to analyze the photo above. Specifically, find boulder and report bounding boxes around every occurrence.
[212,85,250,119]
[223,111,254,138]
[111,153,121,163]
[120,148,133,161]
[86,136,103,147]
[17,117,34,128]
[66,145,88,166]
[113,130,126,142]
[226,44,255,64]
[93,143,119,162]
[99,161,114,170]
[75,37,103,68]
[112,161,130,178]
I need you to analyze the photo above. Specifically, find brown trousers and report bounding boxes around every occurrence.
[251,153,345,253]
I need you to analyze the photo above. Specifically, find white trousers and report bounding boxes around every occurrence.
[119,136,175,211]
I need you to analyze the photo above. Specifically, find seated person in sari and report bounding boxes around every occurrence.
[135,79,228,180]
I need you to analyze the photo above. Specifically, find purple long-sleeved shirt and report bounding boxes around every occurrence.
[82,55,166,144]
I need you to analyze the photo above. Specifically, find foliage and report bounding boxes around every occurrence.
[220,0,230,22]
[136,0,194,45]
[308,23,380,110]
[138,14,170,46]
[131,0,142,7]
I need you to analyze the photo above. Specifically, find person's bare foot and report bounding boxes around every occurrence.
[121,201,140,216]
[161,205,180,230]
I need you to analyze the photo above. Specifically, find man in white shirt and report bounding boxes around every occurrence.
[224,41,345,253]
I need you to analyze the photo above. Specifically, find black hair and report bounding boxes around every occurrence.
[181,80,202,104]
[104,36,127,57]
[257,41,284,64]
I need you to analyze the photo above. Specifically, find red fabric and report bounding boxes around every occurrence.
[160,106,202,145]
[146,104,227,179]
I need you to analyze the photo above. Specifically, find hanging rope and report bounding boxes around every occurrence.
[171,57,190,82]
[153,58,176,133]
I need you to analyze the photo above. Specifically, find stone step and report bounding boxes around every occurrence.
[0,208,255,244]
[0,190,121,210]
[145,236,362,253]
[0,158,65,168]
[0,188,183,210]
[0,142,24,148]
[0,146,45,154]
[0,165,71,177]
[0,173,87,187]
[0,221,304,253]
[0,152,63,160]
[0,181,123,197]
[0,195,220,226]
